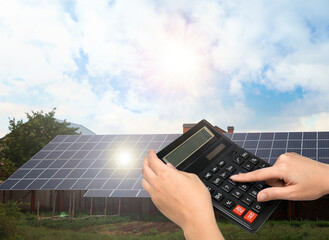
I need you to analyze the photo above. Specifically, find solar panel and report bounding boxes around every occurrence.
[2,131,329,199]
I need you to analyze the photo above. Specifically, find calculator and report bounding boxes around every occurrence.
[157,119,281,233]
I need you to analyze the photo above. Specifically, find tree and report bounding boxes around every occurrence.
[0,109,79,170]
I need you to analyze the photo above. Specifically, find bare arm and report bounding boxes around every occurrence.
[142,149,224,240]
[231,152,329,202]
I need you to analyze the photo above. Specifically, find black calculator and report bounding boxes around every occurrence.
[157,119,281,233]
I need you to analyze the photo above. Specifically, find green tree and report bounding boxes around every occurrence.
[0,109,79,170]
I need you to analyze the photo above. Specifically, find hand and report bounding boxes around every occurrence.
[142,150,224,240]
[231,152,329,202]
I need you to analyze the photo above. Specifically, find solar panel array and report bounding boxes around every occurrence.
[1,131,329,198]
[0,134,180,198]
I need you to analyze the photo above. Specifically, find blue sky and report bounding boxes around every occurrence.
[0,0,329,137]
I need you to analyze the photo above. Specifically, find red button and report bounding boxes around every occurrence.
[243,210,258,223]
[233,205,246,216]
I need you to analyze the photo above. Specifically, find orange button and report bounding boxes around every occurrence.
[233,205,246,216]
[243,210,258,223]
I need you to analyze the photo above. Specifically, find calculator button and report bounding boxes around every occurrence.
[225,165,236,173]
[217,160,226,168]
[212,192,224,202]
[203,172,213,180]
[230,150,238,157]
[211,166,220,173]
[240,151,250,159]
[211,177,223,187]
[258,162,269,168]
[252,203,264,213]
[207,186,214,194]
[233,157,244,166]
[242,162,254,171]
[249,157,259,165]
[248,189,259,198]
[218,170,230,180]
[238,183,250,192]
[243,210,258,224]
[222,199,235,209]
[231,189,243,199]
[233,205,246,217]
[255,182,266,190]
[228,179,237,186]
[242,196,254,206]
[221,183,234,193]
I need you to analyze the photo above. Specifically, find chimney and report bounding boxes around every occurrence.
[227,126,234,133]
[183,123,196,133]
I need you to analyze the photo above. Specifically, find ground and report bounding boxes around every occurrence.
[103,221,181,235]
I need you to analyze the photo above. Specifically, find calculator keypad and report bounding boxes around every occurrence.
[204,149,272,228]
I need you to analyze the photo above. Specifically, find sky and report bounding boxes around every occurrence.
[0,0,329,137]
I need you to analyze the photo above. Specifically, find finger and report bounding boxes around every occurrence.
[142,155,156,181]
[230,166,282,183]
[141,178,151,192]
[266,179,285,187]
[257,186,296,202]
[166,162,176,169]
[148,149,166,174]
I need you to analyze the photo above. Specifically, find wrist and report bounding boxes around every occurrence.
[182,214,224,240]
[323,163,329,196]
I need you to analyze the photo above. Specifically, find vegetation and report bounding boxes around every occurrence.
[0,108,79,174]
[0,201,24,239]
[1,202,329,240]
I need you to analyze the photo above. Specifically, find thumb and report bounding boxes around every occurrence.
[257,186,296,202]
[166,162,176,169]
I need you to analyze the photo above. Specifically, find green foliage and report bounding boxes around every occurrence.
[0,159,16,180]
[0,201,24,239]
[0,108,79,169]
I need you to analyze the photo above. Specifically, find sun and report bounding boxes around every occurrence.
[157,41,200,79]
[144,37,208,93]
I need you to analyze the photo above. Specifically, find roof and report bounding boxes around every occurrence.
[1,131,329,198]
[56,119,96,135]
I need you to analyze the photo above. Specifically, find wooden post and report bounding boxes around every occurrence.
[79,190,81,210]
[2,191,5,204]
[118,198,121,217]
[52,191,57,224]
[104,197,107,219]
[72,192,75,222]
[37,200,40,227]
[60,190,64,213]
[69,193,72,219]
[89,197,93,219]
[31,190,35,213]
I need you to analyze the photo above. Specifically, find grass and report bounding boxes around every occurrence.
[4,211,329,240]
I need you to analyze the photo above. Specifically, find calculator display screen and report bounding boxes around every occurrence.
[163,126,214,167]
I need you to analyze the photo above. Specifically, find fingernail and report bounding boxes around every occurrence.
[230,175,238,180]
[167,162,175,168]
[258,193,267,202]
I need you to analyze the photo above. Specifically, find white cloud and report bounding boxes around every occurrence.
[0,0,329,137]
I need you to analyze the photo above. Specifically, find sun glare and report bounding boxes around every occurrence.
[145,38,208,93]
[117,151,132,167]
[157,42,199,79]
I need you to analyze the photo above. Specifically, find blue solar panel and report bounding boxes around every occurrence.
[1,131,329,199]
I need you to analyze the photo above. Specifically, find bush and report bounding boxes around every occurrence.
[0,201,24,239]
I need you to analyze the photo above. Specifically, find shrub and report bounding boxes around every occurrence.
[0,201,23,239]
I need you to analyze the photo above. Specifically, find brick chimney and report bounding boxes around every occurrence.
[183,124,196,133]
[227,126,234,133]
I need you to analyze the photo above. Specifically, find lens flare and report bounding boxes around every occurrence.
[117,151,132,167]
[143,36,209,94]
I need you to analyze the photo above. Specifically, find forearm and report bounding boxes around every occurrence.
[321,162,329,196]
[183,216,224,240]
